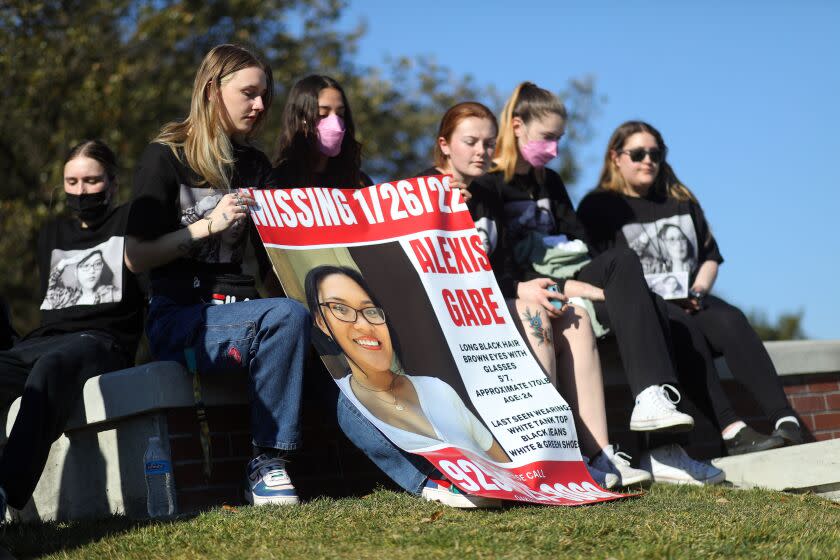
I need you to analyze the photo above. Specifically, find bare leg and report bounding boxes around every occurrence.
[509,299,610,457]
[552,305,610,457]
[509,298,556,385]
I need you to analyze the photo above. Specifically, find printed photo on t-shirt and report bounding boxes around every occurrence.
[646,271,690,299]
[621,215,697,299]
[503,199,555,240]
[179,184,245,264]
[40,236,124,310]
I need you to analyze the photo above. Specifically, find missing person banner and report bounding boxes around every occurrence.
[248,176,626,506]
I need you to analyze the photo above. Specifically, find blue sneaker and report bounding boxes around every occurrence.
[244,454,299,506]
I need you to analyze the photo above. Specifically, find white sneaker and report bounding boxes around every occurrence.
[639,444,725,486]
[592,445,653,487]
[583,456,620,489]
[630,384,695,432]
[421,478,502,508]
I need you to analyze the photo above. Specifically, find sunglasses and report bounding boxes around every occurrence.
[618,148,665,164]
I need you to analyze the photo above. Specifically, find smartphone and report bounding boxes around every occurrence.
[547,284,566,310]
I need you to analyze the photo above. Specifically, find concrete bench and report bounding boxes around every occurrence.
[3,340,839,521]
[2,362,248,522]
[2,360,387,522]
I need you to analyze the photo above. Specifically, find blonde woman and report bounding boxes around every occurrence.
[125,44,309,506]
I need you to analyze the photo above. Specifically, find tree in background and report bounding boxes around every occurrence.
[747,309,806,342]
[0,0,601,334]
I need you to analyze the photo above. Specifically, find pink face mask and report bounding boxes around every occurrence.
[519,138,558,168]
[317,114,346,157]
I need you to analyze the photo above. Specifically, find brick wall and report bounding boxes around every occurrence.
[165,369,395,513]
[780,374,840,441]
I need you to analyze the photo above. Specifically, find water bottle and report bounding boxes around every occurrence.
[144,436,176,518]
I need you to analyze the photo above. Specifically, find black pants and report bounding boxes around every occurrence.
[0,331,129,509]
[668,295,795,426]
[575,248,678,396]
[667,306,739,429]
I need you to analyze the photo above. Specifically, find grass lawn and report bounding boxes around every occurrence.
[3,484,839,559]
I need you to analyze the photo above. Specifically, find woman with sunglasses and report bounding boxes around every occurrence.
[417,101,650,488]
[125,44,310,507]
[578,120,800,456]
[470,83,726,485]
[305,265,510,463]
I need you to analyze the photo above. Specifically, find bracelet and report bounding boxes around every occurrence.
[206,217,213,236]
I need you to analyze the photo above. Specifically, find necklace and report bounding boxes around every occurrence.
[351,375,405,411]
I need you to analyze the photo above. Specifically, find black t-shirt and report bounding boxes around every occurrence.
[270,163,373,190]
[25,205,144,357]
[0,297,14,350]
[577,188,723,290]
[468,169,590,297]
[126,142,275,304]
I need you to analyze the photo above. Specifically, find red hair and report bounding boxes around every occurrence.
[434,102,498,169]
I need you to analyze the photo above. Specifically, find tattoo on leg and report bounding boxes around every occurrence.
[522,307,551,346]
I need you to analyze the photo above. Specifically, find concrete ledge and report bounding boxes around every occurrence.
[601,338,840,386]
[756,340,840,376]
[712,439,840,500]
[4,361,249,435]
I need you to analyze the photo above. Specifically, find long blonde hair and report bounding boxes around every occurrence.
[492,82,567,183]
[154,44,274,190]
[596,121,696,202]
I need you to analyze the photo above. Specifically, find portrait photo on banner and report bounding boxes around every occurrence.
[269,242,510,464]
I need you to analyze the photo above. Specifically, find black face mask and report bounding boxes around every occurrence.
[66,191,111,223]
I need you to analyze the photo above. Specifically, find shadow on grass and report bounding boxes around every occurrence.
[2,513,196,559]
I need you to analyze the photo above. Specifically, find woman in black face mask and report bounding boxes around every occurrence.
[63,141,117,225]
[0,140,144,518]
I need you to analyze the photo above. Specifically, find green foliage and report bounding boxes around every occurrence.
[0,0,601,333]
[4,486,839,559]
[747,308,806,341]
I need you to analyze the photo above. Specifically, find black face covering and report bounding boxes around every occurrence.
[66,191,110,223]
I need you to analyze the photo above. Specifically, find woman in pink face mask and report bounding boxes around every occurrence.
[270,78,507,509]
[272,75,370,188]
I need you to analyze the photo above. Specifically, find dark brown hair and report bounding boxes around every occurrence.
[274,75,361,187]
[64,139,118,185]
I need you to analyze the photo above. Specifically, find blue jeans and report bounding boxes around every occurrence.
[336,390,435,494]
[147,296,309,450]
